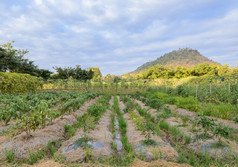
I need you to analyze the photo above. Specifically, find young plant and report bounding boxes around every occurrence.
[196,115,215,135]
[141,120,156,144]
[16,111,41,138]
[5,149,15,162]
[82,116,95,138]
[213,123,231,143]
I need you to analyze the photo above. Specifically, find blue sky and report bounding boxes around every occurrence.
[0,0,238,76]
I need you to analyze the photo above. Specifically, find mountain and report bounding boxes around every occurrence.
[133,48,218,73]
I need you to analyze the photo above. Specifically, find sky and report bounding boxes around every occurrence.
[0,0,238,76]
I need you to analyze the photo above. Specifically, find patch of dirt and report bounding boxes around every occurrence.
[124,113,178,162]
[189,139,238,159]
[0,120,15,134]
[164,116,238,159]
[57,110,113,163]
[165,104,238,131]
[165,117,183,127]
[130,158,191,167]
[22,159,63,167]
[0,98,99,160]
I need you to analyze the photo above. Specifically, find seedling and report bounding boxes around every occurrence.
[213,123,231,143]
[5,148,15,162]
[196,115,215,135]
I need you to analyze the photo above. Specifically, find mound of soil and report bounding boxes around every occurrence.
[124,113,178,162]
[165,104,238,131]
[57,110,113,163]
[165,116,238,159]
[130,158,191,167]
[0,98,99,160]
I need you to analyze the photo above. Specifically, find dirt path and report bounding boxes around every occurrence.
[0,97,99,160]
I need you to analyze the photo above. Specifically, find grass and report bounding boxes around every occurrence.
[185,135,191,144]
[159,121,169,131]
[28,149,44,165]
[73,137,93,149]
[141,139,157,146]
[5,149,15,162]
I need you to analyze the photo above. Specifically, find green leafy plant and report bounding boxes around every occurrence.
[196,115,215,135]
[213,123,231,143]
[16,111,41,138]
[141,120,156,144]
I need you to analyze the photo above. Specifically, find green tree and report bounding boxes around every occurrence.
[0,41,52,79]
[88,67,102,80]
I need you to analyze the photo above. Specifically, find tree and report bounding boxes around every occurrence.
[0,41,52,79]
[88,67,102,80]
[53,65,93,80]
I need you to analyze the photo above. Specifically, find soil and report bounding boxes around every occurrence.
[165,104,238,131]
[0,98,99,160]
[57,109,113,163]
[164,117,238,159]
[134,99,158,117]
[130,158,191,167]
[0,120,15,134]
[136,100,238,160]
[124,113,178,162]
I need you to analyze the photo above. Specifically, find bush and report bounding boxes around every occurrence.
[0,72,42,94]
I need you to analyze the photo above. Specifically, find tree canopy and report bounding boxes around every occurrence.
[0,41,52,79]
[52,65,93,80]
[134,63,237,79]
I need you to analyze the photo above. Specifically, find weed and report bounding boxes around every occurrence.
[73,137,93,149]
[28,149,44,165]
[159,121,169,131]
[85,146,93,162]
[185,136,191,144]
[5,149,15,162]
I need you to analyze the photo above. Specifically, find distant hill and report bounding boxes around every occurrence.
[133,48,218,73]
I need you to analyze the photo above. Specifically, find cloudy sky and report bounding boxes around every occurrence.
[0,0,238,75]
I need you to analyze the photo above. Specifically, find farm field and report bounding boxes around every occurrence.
[0,90,237,167]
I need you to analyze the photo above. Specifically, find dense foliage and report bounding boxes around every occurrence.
[0,42,52,79]
[52,65,94,80]
[136,63,237,79]
[0,72,43,93]
[134,48,217,72]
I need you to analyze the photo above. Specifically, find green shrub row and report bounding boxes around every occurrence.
[0,72,43,94]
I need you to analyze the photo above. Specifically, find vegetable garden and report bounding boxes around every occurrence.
[0,81,237,166]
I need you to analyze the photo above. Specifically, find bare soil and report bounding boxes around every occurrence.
[165,104,238,131]
[124,113,178,162]
[0,98,99,160]
[57,109,113,163]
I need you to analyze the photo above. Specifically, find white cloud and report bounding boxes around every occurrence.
[0,0,237,75]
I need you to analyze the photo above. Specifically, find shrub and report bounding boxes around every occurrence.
[0,72,42,94]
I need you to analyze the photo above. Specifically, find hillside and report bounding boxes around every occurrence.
[133,48,217,73]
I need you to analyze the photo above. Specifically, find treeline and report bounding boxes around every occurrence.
[135,63,238,79]
[52,66,101,80]
[0,42,101,80]
[0,42,52,79]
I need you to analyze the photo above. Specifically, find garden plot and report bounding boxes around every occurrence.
[134,99,157,117]
[164,116,238,159]
[166,104,238,131]
[0,97,99,160]
[57,109,113,163]
[123,112,178,162]
[138,100,238,160]
[135,98,238,162]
